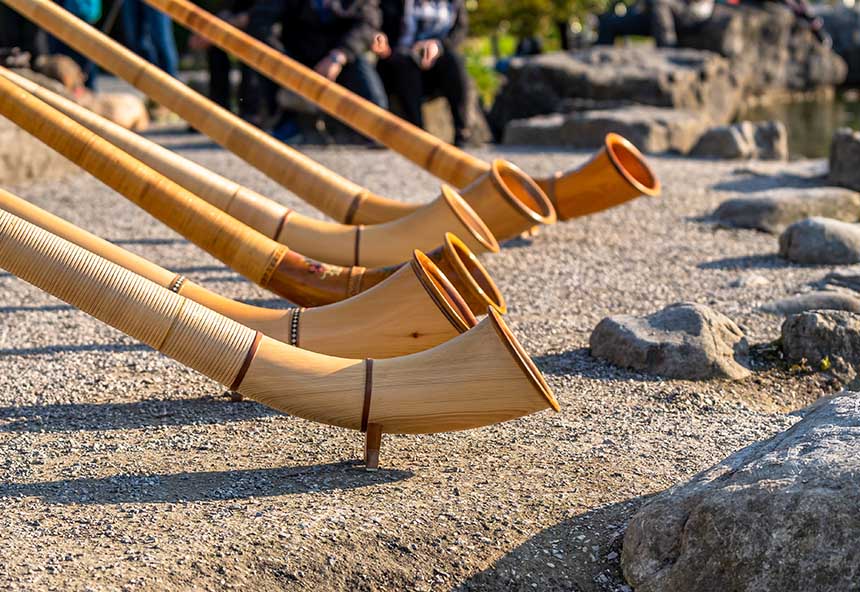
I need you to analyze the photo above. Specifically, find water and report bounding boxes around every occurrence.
[739,95,860,159]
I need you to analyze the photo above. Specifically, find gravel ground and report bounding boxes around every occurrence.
[0,136,849,591]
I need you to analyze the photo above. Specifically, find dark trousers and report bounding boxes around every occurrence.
[378,48,469,142]
[207,45,257,118]
[334,54,388,109]
[122,0,179,76]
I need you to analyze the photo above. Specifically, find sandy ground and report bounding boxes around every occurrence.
[0,137,850,591]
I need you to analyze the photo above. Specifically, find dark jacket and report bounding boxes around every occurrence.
[249,0,381,66]
[379,0,467,51]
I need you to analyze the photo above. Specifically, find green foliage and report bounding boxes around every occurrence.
[467,0,610,38]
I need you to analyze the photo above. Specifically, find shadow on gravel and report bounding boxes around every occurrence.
[0,397,279,432]
[110,238,189,246]
[710,170,823,194]
[534,349,662,383]
[0,343,152,358]
[697,254,795,270]
[452,496,651,592]
[3,462,412,504]
[0,304,73,313]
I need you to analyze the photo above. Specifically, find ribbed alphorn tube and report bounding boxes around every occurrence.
[0,189,480,358]
[0,68,498,267]
[0,70,400,307]
[0,0,556,236]
[0,209,559,435]
[142,0,657,222]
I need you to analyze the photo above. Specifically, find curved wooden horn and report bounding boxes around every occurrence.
[141,0,653,223]
[0,209,558,442]
[0,0,555,238]
[0,67,500,264]
[535,133,661,221]
[0,188,480,358]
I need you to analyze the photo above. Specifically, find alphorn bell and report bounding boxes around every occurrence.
[0,67,502,267]
[0,189,486,358]
[0,0,556,238]
[0,71,501,315]
[143,0,660,222]
[0,209,559,468]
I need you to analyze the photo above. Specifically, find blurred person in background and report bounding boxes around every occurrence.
[50,0,101,89]
[596,0,714,47]
[122,0,179,76]
[373,0,470,146]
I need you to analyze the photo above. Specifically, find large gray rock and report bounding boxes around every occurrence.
[817,5,860,86]
[590,302,750,380]
[489,47,741,139]
[829,127,860,191]
[760,290,860,316]
[679,3,846,96]
[779,217,860,264]
[691,120,788,160]
[782,310,860,379]
[622,390,860,592]
[503,106,708,153]
[713,187,860,233]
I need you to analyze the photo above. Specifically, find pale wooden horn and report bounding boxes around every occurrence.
[0,188,479,358]
[0,67,500,264]
[0,209,558,467]
[143,0,656,223]
[0,0,555,238]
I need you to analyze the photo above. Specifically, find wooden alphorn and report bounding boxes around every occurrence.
[0,71,502,315]
[0,209,558,467]
[0,0,555,238]
[143,0,660,222]
[0,66,501,266]
[0,189,482,358]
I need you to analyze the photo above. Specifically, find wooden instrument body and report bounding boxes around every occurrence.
[0,208,558,437]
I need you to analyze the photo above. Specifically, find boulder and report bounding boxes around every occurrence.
[779,217,860,264]
[489,47,741,139]
[679,3,846,96]
[503,106,708,153]
[79,92,150,131]
[691,120,788,160]
[817,5,860,86]
[713,187,860,233]
[760,291,860,316]
[589,302,750,380]
[829,127,860,191]
[622,390,860,592]
[782,310,860,379]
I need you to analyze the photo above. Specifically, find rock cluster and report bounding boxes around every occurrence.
[590,302,750,380]
[691,120,788,160]
[622,390,860,592]
[713,187,860,233]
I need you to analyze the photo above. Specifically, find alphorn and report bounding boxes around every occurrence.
[0,71,504,315]
[0,68,500,267]
[143,0,661,222]
[0,189,485,358]
[0,68,500,268]
[0,209,559,468]
[0,0,556,238]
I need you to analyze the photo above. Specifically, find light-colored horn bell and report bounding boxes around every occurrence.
[536,133,661,221]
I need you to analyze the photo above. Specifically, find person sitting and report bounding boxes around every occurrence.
[596,0,714,48]
[247,0,388,110]
[373,0,471,146]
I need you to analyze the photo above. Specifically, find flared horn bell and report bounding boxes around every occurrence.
[536,133,661,221]
[458,160,557,240]
[427,232,506,315]
[0,209,558,468]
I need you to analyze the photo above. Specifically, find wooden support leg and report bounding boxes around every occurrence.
[364,424,382,471]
